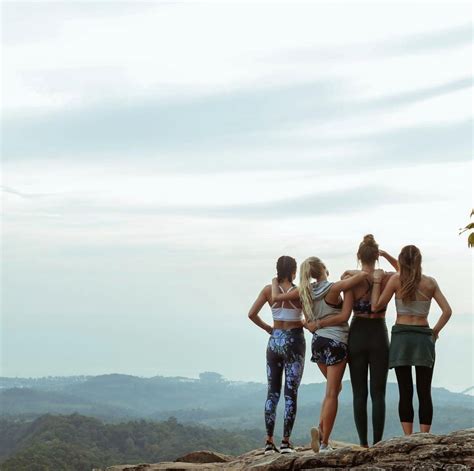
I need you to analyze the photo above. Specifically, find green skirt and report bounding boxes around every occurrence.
[389,324,435,369]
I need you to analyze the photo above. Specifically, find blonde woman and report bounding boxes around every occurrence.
[272,258,368,453]
[371,245,452,435]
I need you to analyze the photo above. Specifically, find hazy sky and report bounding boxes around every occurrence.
[2,1,472,391]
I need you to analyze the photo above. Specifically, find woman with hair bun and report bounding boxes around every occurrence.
[371,245,452,435]
[248,256,305,455]
[342,234,398,447]
[272,258,368,453]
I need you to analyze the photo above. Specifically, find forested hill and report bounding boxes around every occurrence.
[0,413,262,471]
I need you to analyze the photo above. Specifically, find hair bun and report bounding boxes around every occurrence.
[363,234,377,246]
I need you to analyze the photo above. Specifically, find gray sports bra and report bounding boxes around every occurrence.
[395,290,431,317]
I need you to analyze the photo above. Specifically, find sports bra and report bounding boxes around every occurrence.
[271,285,303,322]
[395,290,431,317]
[353,279,386,315]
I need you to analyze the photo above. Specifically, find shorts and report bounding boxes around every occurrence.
[311,334,348,366]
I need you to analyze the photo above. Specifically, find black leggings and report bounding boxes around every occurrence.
[395,365,434,425]
[265,328,305,438]
[348,317,389,446]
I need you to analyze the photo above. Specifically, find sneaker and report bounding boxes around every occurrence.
[310,427,320,452]
[264,441,279,455]
[319,443,334,453]
[279,441,295,453]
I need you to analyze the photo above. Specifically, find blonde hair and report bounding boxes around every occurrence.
[398,245,422,303]
[357,234,379,265]
[299,257,326,320]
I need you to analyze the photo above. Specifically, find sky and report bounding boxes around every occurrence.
[1,1,473,391]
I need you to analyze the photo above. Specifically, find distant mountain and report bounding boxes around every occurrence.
[1,373,472,444]
[0,388,135,420]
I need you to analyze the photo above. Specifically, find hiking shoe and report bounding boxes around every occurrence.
[310,427,320,452]
[264,441,279,455]
[279,440,295,453]
[319,443,334,453]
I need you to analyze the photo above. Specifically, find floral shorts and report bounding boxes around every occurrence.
[311,334,348,366]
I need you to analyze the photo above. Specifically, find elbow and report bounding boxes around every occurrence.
[248,311,255,320]
[444,307,453,318]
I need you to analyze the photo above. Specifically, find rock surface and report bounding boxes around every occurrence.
[105,428,473,470]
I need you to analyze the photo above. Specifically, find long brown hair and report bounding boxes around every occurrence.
[398,245,422,302]
[299,257,326,320]
[357,234,379,265]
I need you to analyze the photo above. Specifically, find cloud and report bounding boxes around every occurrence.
[266,23,473,63]
[0,185,59,199]
[3,184,426,222]
[4,76,471,169]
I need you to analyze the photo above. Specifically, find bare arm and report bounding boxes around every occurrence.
[271,277,300,301]
[340,269,358,280]
[379,250,399,271]
[331,271,369,294]
[371,271,398,312]
[307,291,354,332]
[431,278,452,339]
[248,286,273,334]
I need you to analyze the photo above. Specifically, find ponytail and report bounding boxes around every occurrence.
[398,245,422,303]
[299,259,314,320]
[299,257,326,321]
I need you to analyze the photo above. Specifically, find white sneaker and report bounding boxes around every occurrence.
[310,427,320,452]
[264,441,279,455]
[279,441,295,453]
[319,444,334,453]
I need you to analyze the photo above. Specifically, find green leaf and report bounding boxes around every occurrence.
[468,233,474,248]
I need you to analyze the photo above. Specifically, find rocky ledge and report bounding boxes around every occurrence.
[105,428,473,470]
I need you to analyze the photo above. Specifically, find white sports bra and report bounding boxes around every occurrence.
[271,285,303,322]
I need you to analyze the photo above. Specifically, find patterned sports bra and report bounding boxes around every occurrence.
[353,279,386,315]
[271,285,303,322]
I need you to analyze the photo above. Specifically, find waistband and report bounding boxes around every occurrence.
[391,324,432,334]
[271,327,304,334]
[351,315,386,322]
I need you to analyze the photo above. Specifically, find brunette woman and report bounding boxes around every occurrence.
[248,256,305,454]
[342,234,398,447]
[371,245,452,434]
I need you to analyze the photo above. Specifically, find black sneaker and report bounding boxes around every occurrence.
[280,440,295,454]
[264,441,279,455]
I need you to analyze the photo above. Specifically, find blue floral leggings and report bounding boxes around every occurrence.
[265,328,305,438]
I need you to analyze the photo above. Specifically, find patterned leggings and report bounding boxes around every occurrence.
[265,328,305,438]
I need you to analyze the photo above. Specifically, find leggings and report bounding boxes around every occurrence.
[265,328,305,438]
[395,365,434,425]
[348,317,389,446]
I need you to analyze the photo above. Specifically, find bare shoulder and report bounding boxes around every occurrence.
[422,275,438,289]
[387,272,400,282]
[383,272,399,288]
[262,284,272,297]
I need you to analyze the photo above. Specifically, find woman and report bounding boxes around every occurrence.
[342,234,398,447]
[248,255,305,454]
[371,245,452,435]
[272,257,368,453]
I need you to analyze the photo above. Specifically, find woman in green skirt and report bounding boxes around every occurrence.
[370,245,452,435]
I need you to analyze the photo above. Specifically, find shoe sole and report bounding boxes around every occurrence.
[280,449,295,454]
[310,427,320,452]
[319,448,334,454]
[264,450,276,455]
